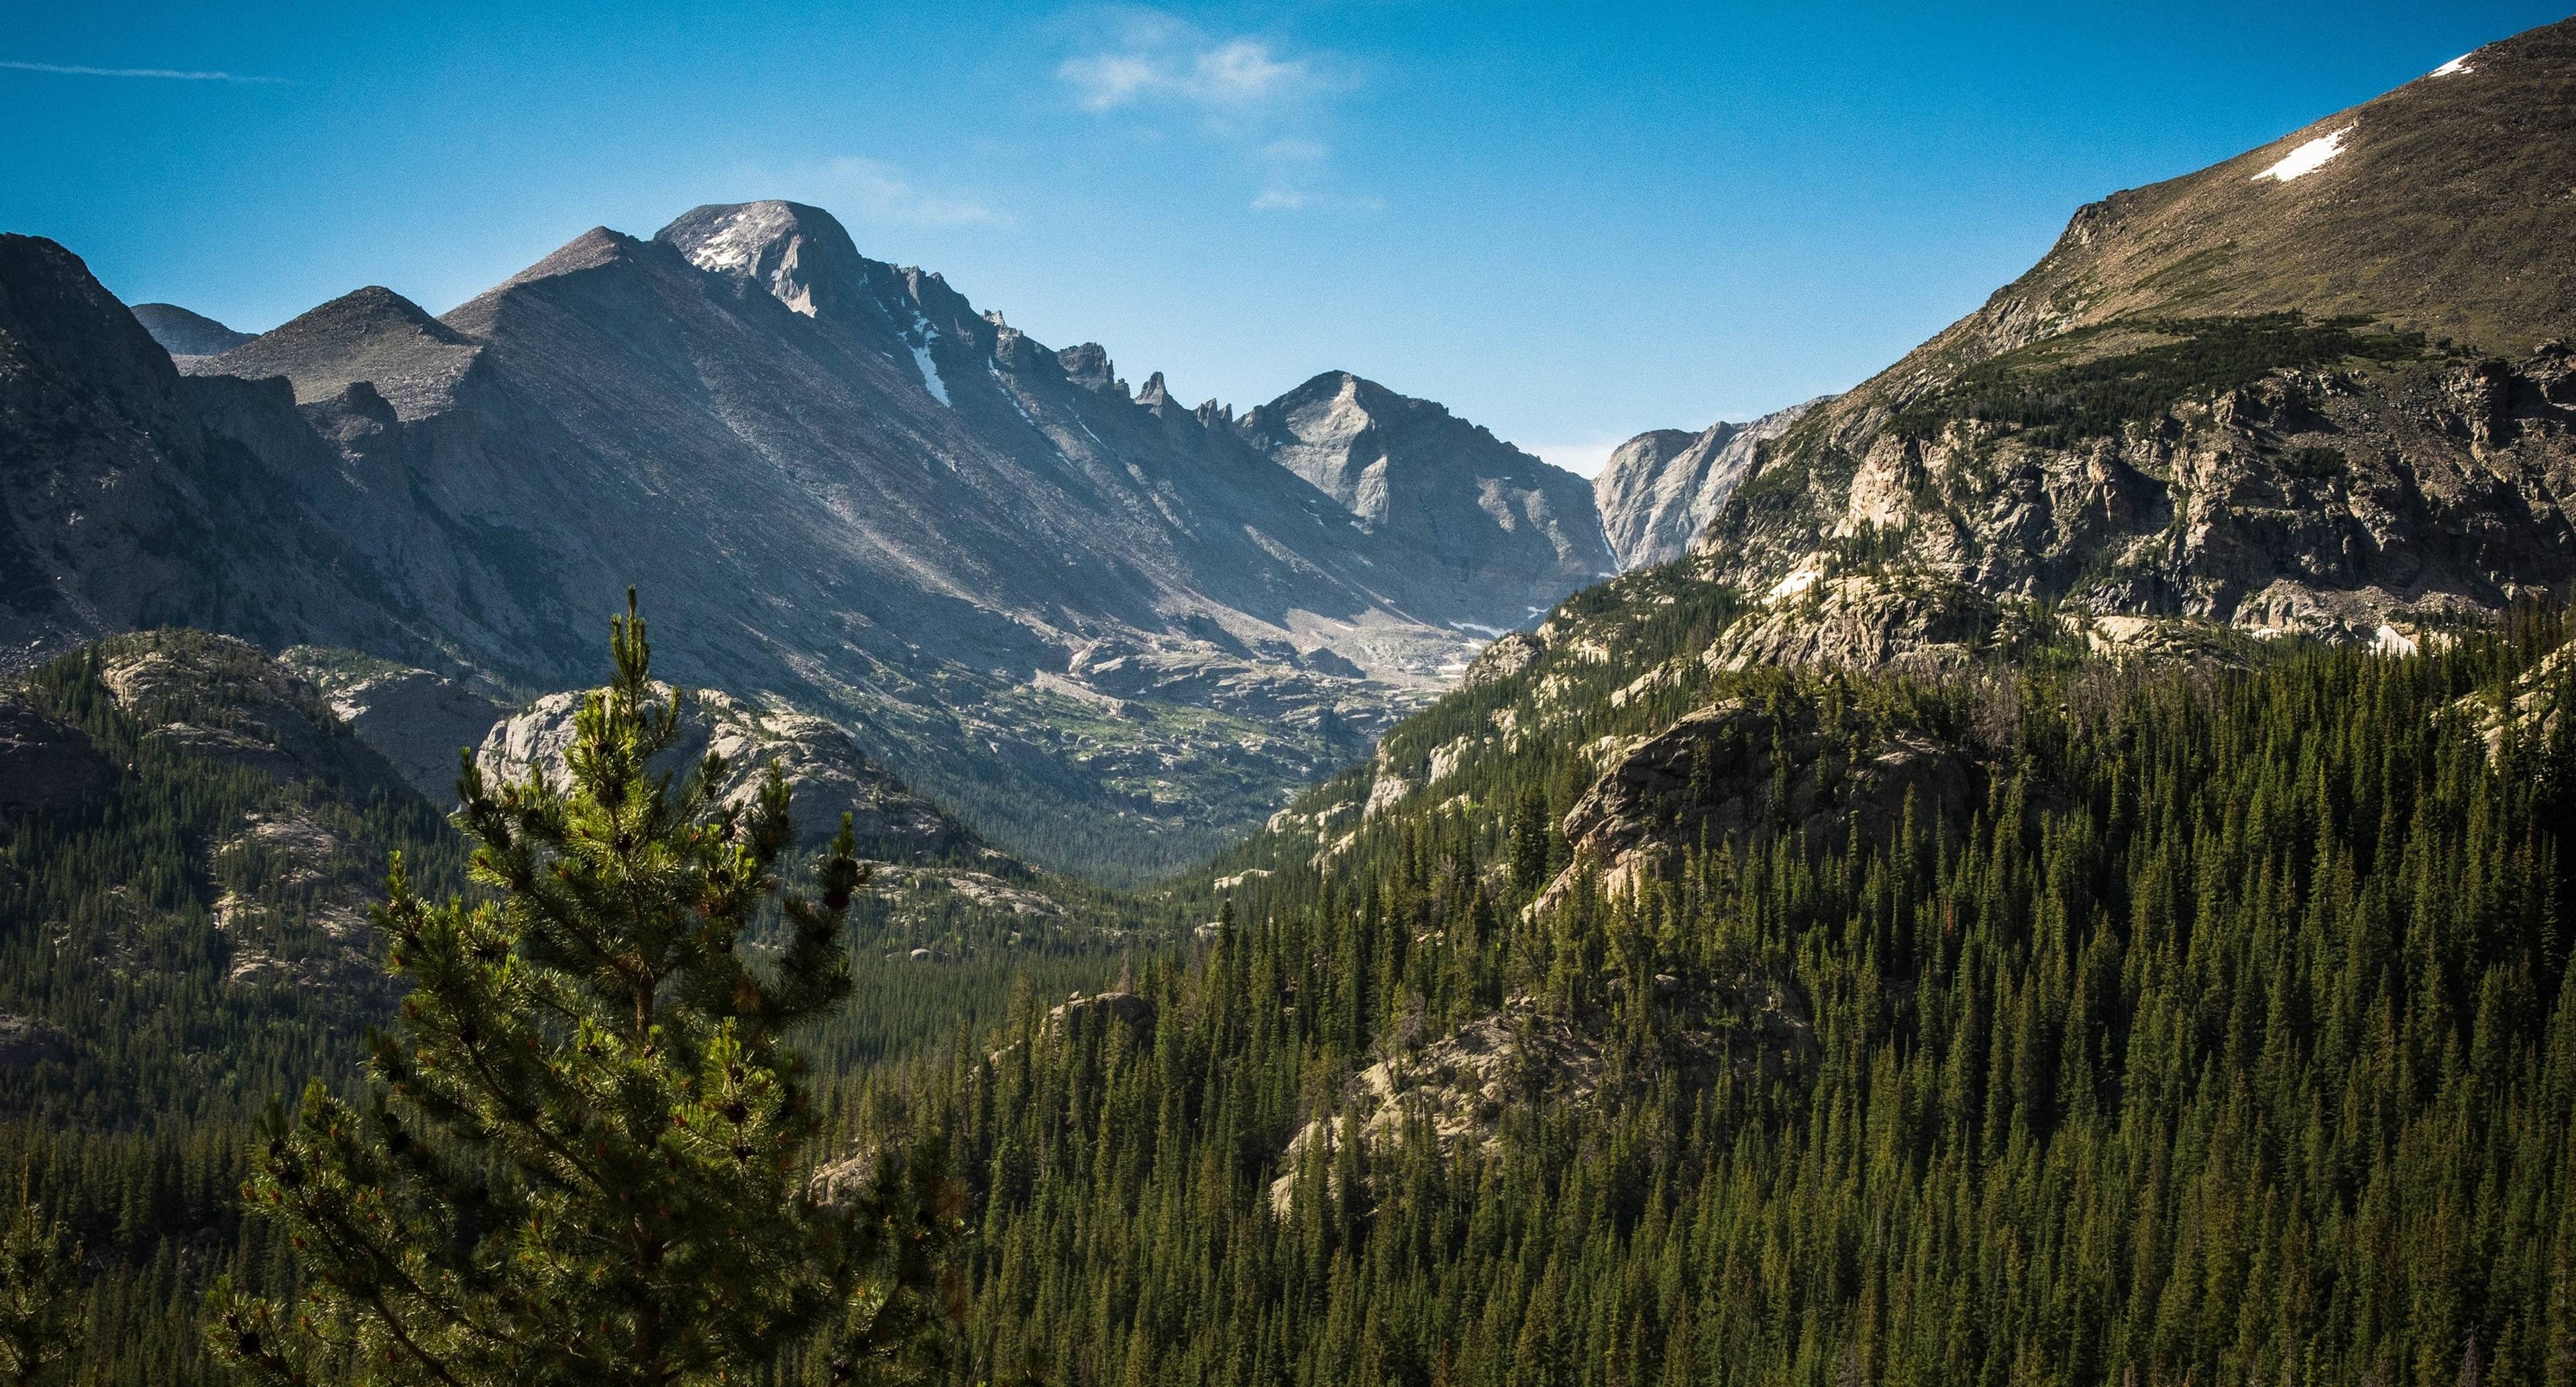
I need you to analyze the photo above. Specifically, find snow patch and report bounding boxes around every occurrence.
[1452,622,1509,639]
[910,343,950,404]
[2372,624,2420,657]
[2430,54,2475,76]
[902,308,951,406]
[2253,125,2354,183]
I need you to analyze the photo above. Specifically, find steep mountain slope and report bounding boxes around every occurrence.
[0,205,1613,879]
[1682,19,2576,666]
[1593,398,1827,569]
[0,235,463,671]
[129,302,254,359]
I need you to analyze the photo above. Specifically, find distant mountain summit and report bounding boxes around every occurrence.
[200,284,480,417]
[130,302,254,359]
[0,201,1615,879]
[1238,370,1617,616]
[1678,15,2576,665]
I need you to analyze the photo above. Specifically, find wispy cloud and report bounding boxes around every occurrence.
[1,60,286,84]
[1057,9,1373,215]
[1250,185,1381,214]
[1057,7,1335,115]
[748,156,1008,228]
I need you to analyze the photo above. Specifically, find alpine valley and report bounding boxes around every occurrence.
[2,199,1621,881]
[3,11,2575,1387]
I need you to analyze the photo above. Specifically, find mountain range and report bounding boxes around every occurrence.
[6,13,2576,1387]
[1,199,1705,880]
[9,19,2575,884]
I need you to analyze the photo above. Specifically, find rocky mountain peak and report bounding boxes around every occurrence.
[656,200,870,319]
[1234,368,1619,613]
[1059,342,1117,392]
[195,284,478,419]
[131,302,256,360]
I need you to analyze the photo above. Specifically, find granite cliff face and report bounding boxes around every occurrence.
[0,203,1612,879]
[1683,20,2576,667]
[1593,399,1828,571]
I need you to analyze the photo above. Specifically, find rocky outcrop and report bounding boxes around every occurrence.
[93,631,411,798]
[1594,399,1828,571]
[12,631,434,994]
[1268,971,1814,1214]
[2451,642,2575,763]
[476,683,978,861]
[1701,346,2576,663]
[1539,690,1978,911]
[1046,989,1156,1038]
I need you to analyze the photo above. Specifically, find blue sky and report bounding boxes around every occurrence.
[3,2,2561,474]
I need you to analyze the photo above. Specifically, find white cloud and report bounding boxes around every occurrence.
[1058,11,1374,215]
[751,156,1006,227]
[1059,32,1321,113]
[1,59,285,83]
[1190,39,1307,105]
[1250,186,1381,215]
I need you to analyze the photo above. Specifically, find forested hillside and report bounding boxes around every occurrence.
[875,594,2576,1387]
[0,630,1140,1386]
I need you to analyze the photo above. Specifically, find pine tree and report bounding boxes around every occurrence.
[209,594,963,1387]
[0,1189,83,1386]
[1509,787,1552,894]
